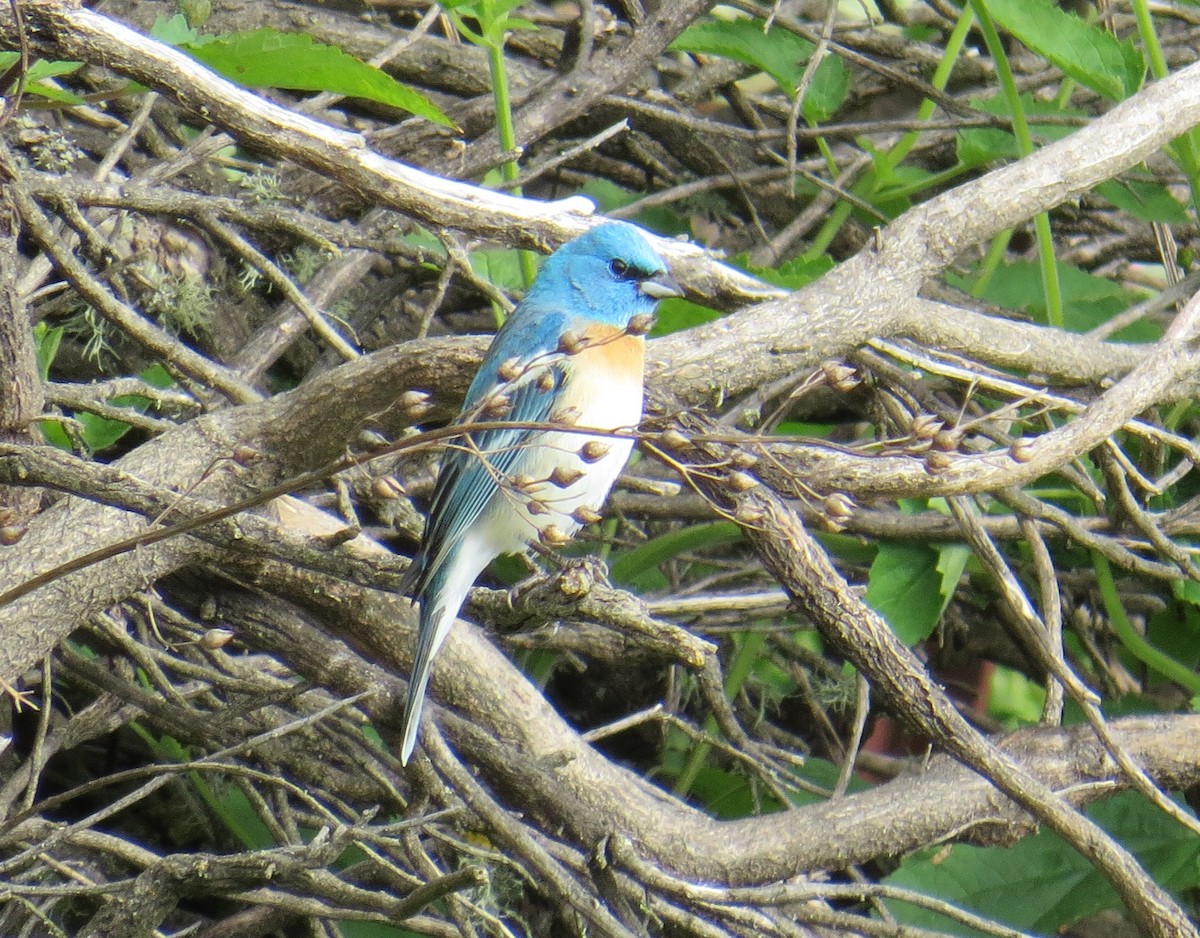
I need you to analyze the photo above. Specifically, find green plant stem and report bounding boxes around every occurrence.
[971,229,1013,295]
[877,161,971,203]
[804,199,853,260]
[882,5,974,173]
[1130,0,1200,212]
[969,0,1063,328]
[485,39,537,288]
[1092,551,1200,695]
[673,630,767,798]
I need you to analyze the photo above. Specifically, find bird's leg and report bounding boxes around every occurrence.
[559,553,612,589]
[504,544,612,616]
[504,549,550,612]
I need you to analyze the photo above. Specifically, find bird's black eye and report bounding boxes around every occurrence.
[609,258,635,280]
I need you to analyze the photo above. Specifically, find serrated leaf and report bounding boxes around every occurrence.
[733,253,834,292]
[936,543,970,608]
[885,792,1200,933]
[957,259,1152,340]
[156,20,454,127]
[982,0,1144,101]
[650,298,722,337]
[803,53,849,123]
[0,53,85,103]
[957,94,1085,168]
[671,19,847,120]
[1097,178,1191,224]
[150,14,201,46]
[865,541,945,645]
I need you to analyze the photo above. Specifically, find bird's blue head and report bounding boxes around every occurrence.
[528,222,683,327]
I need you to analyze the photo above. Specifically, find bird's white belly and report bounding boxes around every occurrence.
[485,332,644,551]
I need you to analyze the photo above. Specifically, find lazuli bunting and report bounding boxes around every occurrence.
[400,222,682,764]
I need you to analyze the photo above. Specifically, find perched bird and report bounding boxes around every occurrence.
[399,222,682,764]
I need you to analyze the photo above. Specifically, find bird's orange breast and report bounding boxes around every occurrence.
[575,324,645,382]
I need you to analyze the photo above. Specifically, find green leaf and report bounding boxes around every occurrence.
[77,412,134,453]
[140,363,176,389]
[24,58,86,82]
[0,53,85,103]
[885,792,1200,934]
[650,298,722,337]
[988,664,1047,725]
[609,521,742,590]
[671,19,848,120]
[33,323,63,382]
[957,95,1085,168]
[803,53,850,123]
[982,0,1144,101]
[151,14,202,46]
[471,247,527,293]
[673,19,812,92]
[1096,178,1191,224]
[735,253,834,291]
[864,541,945,645]
[154,18,454,127]
[935,543,970,608]
[341,923,425,938]
[952,260,1154,342]
[38,419,72,452]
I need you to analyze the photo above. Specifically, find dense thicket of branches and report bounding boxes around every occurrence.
[2,1,1200,936]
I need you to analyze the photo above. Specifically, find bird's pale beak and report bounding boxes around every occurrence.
[640,270,684,300]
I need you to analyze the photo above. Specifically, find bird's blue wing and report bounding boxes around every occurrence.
[406,310,568,597]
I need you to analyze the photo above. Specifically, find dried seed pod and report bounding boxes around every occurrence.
[550,406,581,426]
[526,499,551,517]
[482,394,512,418]
[734,501,765,525]
[1009,438,1035,463]
[399,389,433,419]
[497,357,523,382]
[572,506,604,525]
[357,429,390,450]
[626,313,655,336]
[931,429,960,452]
[399,389,432,410]
[536,370,559,393]
[822,492,855,530]
[539,524,571,546]
[200,628,235,650]
[509,474,536,493]
[910,414,943,441]
[730,449,758,469]
[0,525,26,545]
[821,361,860,392]
[580,441,610,463]
[924,451,953,473]
[549,466,585,488]
[658,428,688,450]
[727,470,758,492]
[557,330,586,355]
[371,476,405,499]
[231,444,263,466]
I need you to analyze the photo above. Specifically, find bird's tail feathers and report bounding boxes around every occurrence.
[398,544,491,764]
[399,596,449,765]
[400,520,499,762]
